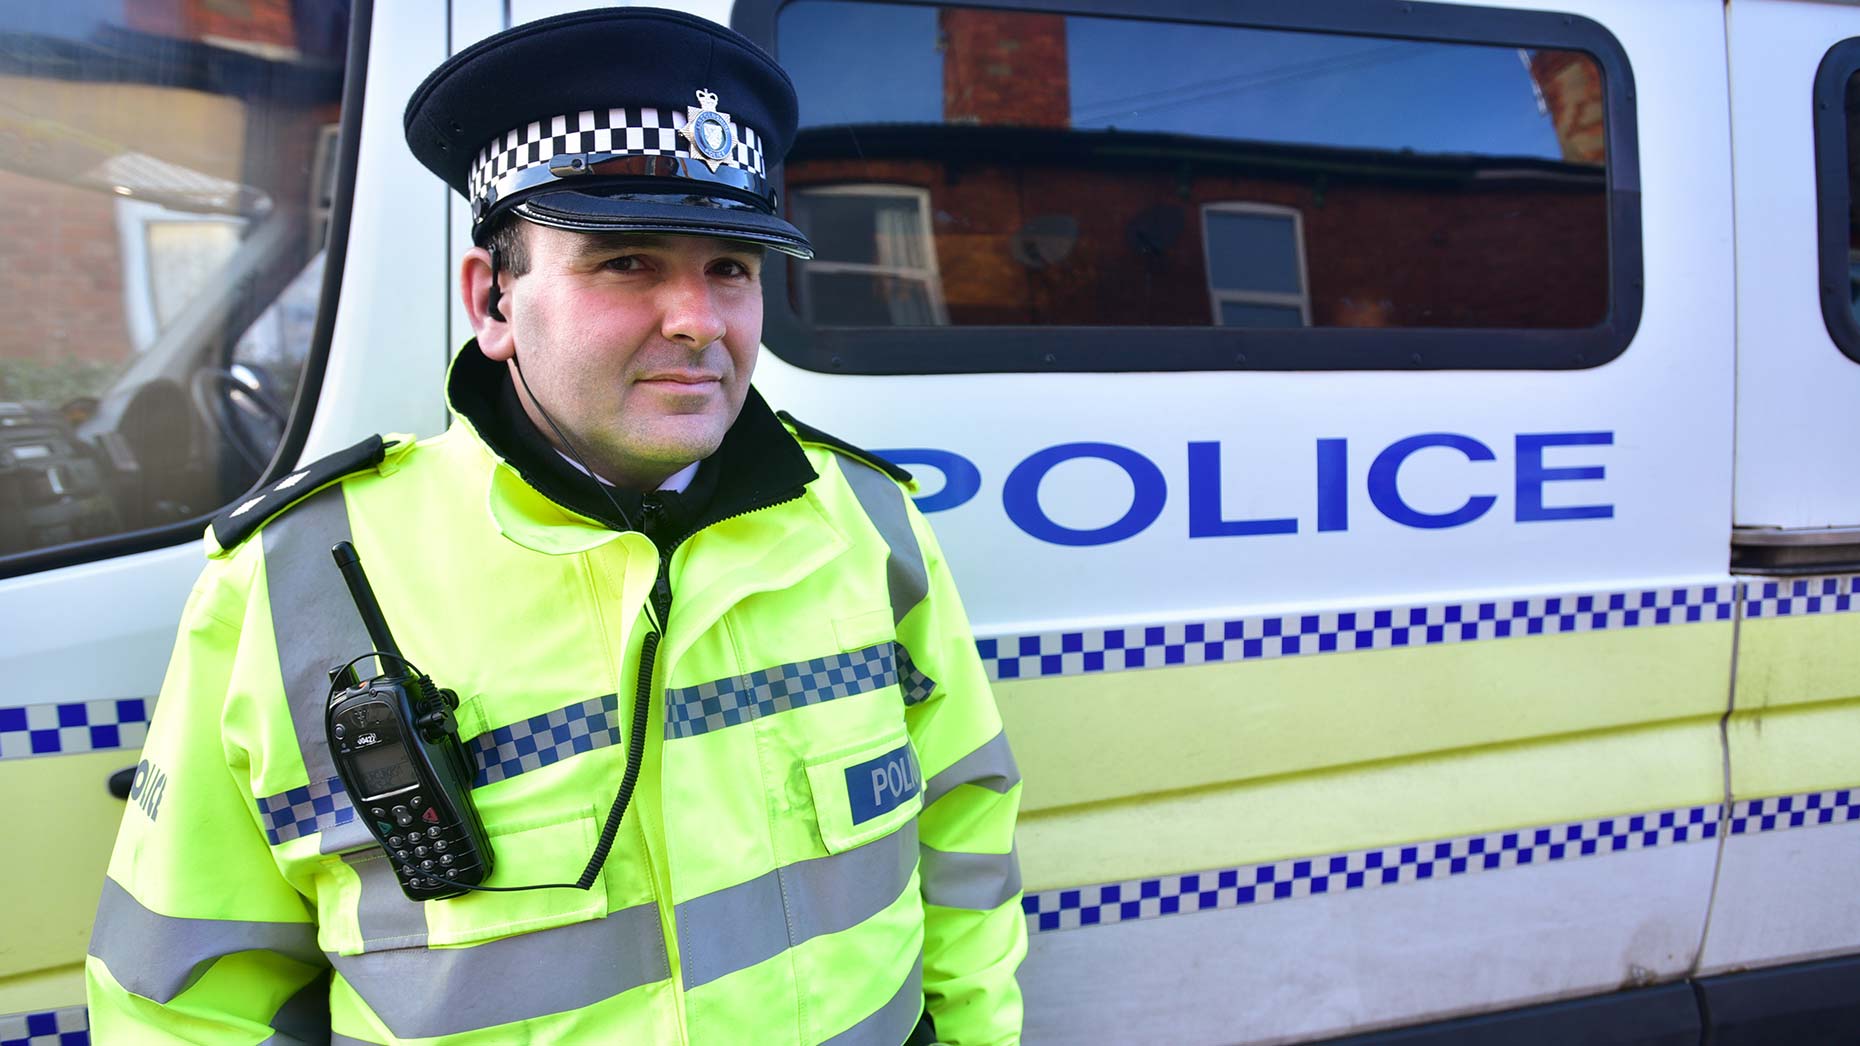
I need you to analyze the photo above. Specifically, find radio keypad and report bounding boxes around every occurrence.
[381,799,483,895]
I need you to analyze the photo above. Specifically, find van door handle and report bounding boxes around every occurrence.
[109,766,136,799]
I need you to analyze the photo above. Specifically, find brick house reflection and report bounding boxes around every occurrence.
[0,0,344,378]
[784,9,1610,329]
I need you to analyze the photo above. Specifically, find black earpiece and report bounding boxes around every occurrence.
[486,244,507,322]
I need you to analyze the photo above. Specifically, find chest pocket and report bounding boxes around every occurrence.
[806,726,923,854]
[313,803,608,956]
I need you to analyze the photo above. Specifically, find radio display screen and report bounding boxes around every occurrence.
[353,742,417,798]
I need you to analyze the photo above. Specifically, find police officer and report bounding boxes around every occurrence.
[86,10,1025,1043]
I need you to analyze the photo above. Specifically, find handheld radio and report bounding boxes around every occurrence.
[326,541,494,900]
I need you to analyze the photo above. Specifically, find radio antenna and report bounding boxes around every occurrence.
[331,541,402,661]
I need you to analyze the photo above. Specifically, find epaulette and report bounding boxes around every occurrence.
[777,410,913,485]
[209,435,392,553]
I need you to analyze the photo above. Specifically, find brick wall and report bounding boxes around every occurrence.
[940,9,1070,128]
[788,156,1609,328]
[0,170,135,369]
[128,0,299,50]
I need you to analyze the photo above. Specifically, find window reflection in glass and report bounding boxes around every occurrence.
[792,186,948,325]
[779,1,1610,331]
[0,2,350,559]
[1845,71,1860,328]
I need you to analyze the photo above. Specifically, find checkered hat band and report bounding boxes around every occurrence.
[469,107,766,201]
[665,642,903,740]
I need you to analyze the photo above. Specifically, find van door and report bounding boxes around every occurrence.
[743,0,1739,1040]
[1702,0,1860,1012]
[0,2,451,1033]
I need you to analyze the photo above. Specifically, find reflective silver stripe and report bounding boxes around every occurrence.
[821,953,924,1046]
[678,822,919,990]
[922,730,1020,808]
[88,877,323,1004]
[836,455,928,626]
[920,844,1023,911]
[344,851,428,950]
[330,1036,384,1046]
[262,484,374,853]
[259,970,330,1045]
[327,900,668,1039]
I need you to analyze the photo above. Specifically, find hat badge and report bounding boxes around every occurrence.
[681,88,737,173]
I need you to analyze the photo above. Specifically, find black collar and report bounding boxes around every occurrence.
[448,343,818,548]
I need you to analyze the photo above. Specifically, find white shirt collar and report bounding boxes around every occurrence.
[553,450,699,494]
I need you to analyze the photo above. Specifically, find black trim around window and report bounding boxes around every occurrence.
[1815,37,1860,364]
[733,0,1643,374]
[0,0,372,581]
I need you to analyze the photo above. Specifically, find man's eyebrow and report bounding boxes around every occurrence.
[562,232,675,258]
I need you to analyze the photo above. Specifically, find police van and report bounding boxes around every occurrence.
[4,0,1859,1041]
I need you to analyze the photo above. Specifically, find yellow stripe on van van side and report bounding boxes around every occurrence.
[1729,606,1860,802]
[998,619,1731,891]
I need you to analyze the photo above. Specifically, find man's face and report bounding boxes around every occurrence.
[475,224,765,488]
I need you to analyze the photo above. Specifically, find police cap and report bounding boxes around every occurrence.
[403,7,812,258]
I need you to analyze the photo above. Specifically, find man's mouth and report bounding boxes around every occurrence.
[637,372,721,386]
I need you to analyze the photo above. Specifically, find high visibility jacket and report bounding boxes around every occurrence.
[86,365,1025,1044]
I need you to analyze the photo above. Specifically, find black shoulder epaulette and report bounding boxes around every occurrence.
[776,411,913,484]
[210,435,390,551]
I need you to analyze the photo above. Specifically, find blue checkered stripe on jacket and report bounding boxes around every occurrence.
[1021,804,1722,933]
[0,1006,87,1046]
[256,696,624,841]
[469,694,622,787]
[0,699,149,760]
[664,642,899,739]
[256,776,354,845]
[979,584,1740,682]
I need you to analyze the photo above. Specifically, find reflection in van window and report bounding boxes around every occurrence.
[778,1,1609,330]
[0,3,349,559]
[1846,70,1860,325]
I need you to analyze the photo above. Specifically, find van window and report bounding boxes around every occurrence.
[1815,37,1860,363]
[0,3,354,568]
[751,0,1641,373]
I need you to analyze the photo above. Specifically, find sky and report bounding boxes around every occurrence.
[779,1,1570,161]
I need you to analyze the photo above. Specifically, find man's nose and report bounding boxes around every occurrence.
[659,270,727,349]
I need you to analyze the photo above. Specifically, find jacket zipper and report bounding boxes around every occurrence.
[630,485,805,1031]
[632,484,806,691]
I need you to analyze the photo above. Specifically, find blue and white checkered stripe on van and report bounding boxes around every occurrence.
[7,575,1857,759]
[0,700,149,761]
[1023,804,1723,933]
[0,1006,86,1046]
[1021,788,1860,934]
[1728,789,1860,833]
[980,582,1744,682]
[1741,575,1860,618]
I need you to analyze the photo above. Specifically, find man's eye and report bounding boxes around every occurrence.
[713,259,757,278]
[603,255,647,272]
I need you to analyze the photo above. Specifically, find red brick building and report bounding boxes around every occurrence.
[784,8,1610,330]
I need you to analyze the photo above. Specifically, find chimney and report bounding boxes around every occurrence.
[941,9,1069,127]
[1528,51,1606,165]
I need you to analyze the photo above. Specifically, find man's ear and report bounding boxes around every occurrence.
[461,245,515,362]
